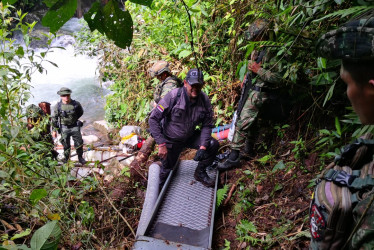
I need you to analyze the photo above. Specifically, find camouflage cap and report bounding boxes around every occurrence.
[148,60,171,78]
[245,19,270,41]
[316,17,374,60]
[57,87,72,96]
[26,104,43,119]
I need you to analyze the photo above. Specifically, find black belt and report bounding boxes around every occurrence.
[251,85,270,93]
[61,124,77,129]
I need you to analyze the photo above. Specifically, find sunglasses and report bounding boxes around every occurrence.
[61,94,70,97]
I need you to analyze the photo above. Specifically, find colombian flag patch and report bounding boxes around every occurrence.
[157,104,164,112]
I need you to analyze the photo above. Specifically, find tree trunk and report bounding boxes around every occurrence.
[77,0,82,18]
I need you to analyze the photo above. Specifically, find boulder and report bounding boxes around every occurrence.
[93,120,113,135]
[82,134,99,144]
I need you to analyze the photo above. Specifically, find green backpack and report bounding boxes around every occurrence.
[310,137,374,250]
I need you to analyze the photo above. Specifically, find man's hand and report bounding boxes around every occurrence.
[194,148,208,161]
[158,144,168,159]
[248,60,261,74]
[52,131,57,138]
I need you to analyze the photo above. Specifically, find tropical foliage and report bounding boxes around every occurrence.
[2,0,374,248]
[0,3,137,249]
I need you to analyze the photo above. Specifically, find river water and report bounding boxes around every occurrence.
[26,18,109,124]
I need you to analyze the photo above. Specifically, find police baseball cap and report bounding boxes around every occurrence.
[57,87,72,96]
[186,68,204,85]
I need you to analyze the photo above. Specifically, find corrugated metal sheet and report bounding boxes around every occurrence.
[134,160,218,250]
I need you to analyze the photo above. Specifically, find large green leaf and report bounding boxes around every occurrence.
[1,0,18,4]
[10,126,19,139]
[102,0,133,48]
[43,0,59,8]
[84,0,133,49]
[84,2,105,34]
[30,221,61,250]
[129,0,153,7]
[42,0,77,33]
[30,189,48,206]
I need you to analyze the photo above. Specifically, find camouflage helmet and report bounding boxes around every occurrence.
[26,104,43,119]
[316,16,374,60]
[245,19,270,41]
[57,87,72,96]
[148,60,171,78]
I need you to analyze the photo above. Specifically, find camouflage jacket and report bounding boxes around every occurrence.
[351,189,374,249]
[52,100,83,131]
[250,49,287,89]
[153,75,181,104]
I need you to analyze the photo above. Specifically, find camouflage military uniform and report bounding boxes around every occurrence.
[231,50,285,151]
[149,60,181,107]
[153,75,180,105]
[27,104,51,142]
[52,88,85,162]
[218,19,289,170]
[309,16,374,249]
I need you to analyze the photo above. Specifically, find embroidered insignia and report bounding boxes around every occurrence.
[310,204,326,240]
[157,104,164,112]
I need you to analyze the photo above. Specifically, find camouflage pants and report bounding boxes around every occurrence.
[231,90,267,151]
[60,126,84,160]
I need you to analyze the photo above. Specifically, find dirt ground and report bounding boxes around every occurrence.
[212,158,313,249]
[154,144,315,249]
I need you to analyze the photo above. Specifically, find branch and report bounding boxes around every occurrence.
[93,172,136,237]
[180,0,199,69]
[0,149,48,179]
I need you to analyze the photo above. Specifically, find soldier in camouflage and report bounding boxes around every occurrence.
[52,87,86,164]
[26,104,44,132]
[218,19,286,171]
[311,16,374,249]
[27,103,58,159]
[148,60,181,108]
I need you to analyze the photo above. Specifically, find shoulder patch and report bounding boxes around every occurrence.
[157,104,165,112]
[310,204,326,240]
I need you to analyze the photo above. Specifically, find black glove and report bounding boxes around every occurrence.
[76,120,84,127]
[194,149,208,161]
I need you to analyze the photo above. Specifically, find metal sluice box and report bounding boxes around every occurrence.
[134,160,218,250]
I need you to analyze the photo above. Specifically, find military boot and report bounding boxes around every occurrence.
[194,163,215,187]
[242,140,254,159]
[78,156,87,165]
[217,149,240,171]
[76,148,87,165]
[63,149,70,163]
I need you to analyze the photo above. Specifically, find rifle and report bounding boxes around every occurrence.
[236,50,266,120]
[57,116,62,134]
[236,72,252,120]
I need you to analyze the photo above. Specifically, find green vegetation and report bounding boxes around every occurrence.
[2,0,374,248]
[0,3,138,249]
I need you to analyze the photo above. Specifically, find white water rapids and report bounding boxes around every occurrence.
[25,18,109,123]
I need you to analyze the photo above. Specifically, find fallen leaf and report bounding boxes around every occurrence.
[47,213,61,221]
